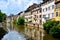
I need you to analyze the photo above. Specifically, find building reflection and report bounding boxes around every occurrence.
[25,23,44,40]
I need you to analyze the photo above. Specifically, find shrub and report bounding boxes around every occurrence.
[13,19,17,25]
[17,17,25,25]
[49,25,60,38]
[43,20,59,33]
[43,20,60,38]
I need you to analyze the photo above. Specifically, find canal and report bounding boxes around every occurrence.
[2,23,27,40]
[0,23,60,40]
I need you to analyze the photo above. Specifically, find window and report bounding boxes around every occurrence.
[31,12,32,15]
[56,12,58,17]
[48,7,50,10]
[52,13,54,17]
[56,4,58,9]
[48,14,50,19]
[40,15,41,18]
[35,15,36,18]
[46,8,47,11]
[56,3,60,9]
[43,9,44,12]
[40,20,42,24]
[52,5,54,9]
[43,15,46,18]
[36,16,38,18]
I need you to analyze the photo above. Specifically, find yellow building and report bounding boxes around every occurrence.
[54,0,60,21]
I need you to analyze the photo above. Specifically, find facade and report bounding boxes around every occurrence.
[17,12,23,20]
[24,3,42,24]
[17,11,24,21]
[41,0,55,24]
[25,0,55,24]
[6,14,14,24]
[24,11,32,23]
[6,16,11,23]
[54,0,60,21]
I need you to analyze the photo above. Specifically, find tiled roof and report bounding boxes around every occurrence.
[25,3,39,12]
[40,0,54,6]
[18,11,23,15]
[55,0,60,4]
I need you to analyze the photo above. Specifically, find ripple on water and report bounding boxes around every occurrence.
[2,31,27,40]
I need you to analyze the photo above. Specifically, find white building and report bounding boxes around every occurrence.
[24,3,42,24]
[41,0,55,24]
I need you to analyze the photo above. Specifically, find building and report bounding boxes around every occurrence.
[54,0,60,21]
[16,11,24,22]
[6,14,14,24]
[24,3,42,24]
[17,11,24,18]
[6,16,11,23]
[41,0,55,24]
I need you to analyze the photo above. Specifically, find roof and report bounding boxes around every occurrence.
[40,0,54,6]
[55,0,60,4]
[43,0,49,2]
[18,11,23,15]
[25,3,39,12]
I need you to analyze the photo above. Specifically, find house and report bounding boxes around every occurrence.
[24,3,42,24]
[54,0,60,21]
[16,11,24,21]
[41,0,55,24]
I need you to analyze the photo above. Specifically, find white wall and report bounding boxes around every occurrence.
[41,1,55,24]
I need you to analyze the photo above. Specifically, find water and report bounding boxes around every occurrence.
[2,23,27,40]
[1,23,60,40]
[2,31,26,40]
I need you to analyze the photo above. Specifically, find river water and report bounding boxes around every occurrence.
[1,23,59,40]
[2,23,27,40]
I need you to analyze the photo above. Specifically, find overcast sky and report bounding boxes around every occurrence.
[0,0,42,15]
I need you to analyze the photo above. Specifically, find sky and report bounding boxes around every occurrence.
[0,0,42,15]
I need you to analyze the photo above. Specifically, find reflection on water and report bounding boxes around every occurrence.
[24,23,44,40]
[2,23,59,40]
[2,31,26,40]
[24,23,59,40]
[2,23,27,40]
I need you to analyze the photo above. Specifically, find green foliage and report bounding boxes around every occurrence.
[43,20,59,33]
[17,17,25,25]
[0,27,7,39]
[49,25,60,38]
[0,10,6,22]
[43,20,60,38]
[13,19,17,25]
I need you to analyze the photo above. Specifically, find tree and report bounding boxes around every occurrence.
[17,16,25,25]
[2,13,6,22]
[43,20,60,38]
[0,10,6,22]
[13,19,17,25]
[49,25,60,38]
[43,20,59,33]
